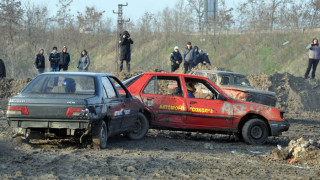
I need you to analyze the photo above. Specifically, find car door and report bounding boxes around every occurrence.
[184,77,234,129]
[139,75,188,128]
[108,76,138,129]
[101,77,124,133]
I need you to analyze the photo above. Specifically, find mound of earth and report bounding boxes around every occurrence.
[247,72,320,114]
[0,78,31,98]
[265,138,320,167]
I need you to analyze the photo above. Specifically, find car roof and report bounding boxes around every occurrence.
[141,72,210,79]
[192,70,244,76]
[39,72,116,77]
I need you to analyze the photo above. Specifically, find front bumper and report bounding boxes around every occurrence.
[8,118,90,130]
[269,120,290,136]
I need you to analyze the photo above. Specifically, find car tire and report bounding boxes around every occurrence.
[127,113,149,140]
[242,119,269,145]
[92,120,108,149]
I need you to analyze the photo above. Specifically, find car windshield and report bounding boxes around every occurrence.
[22,75,96,95]
[220,74,251,87]
[233,75,251,86]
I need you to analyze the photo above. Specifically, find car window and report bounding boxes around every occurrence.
[119,74,143,89]
[207,73,217,83]
[220,75,230,85]
[23,75,95,95]
[194,72,204,77]
[185,77,219,99]
[143,76,183,96]
[108,76,130,98]
[101,77,117,98]
[234,75,251,86]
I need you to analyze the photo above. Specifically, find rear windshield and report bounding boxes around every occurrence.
[22,75,96,95]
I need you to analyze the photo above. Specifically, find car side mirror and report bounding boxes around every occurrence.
[217,94,227,101]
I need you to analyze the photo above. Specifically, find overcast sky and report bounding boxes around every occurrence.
[20,0,240,22]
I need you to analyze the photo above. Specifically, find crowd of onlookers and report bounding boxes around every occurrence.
[1,32,319,79]
[34,46,90,74]
[170,41,211,73]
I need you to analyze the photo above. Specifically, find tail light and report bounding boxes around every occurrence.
[7,106,29,115]
[66,107,83,116]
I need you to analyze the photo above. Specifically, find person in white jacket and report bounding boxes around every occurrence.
[305,38,320,79]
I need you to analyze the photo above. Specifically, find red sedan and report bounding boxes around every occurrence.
[119,72,289,145]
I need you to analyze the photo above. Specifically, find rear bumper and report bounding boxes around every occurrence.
[269,120,290,136]
[8,118,90,130]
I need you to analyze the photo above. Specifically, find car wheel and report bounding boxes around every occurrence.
[92,120,108,149]
[127,113,149,140]
[242,119,269,145]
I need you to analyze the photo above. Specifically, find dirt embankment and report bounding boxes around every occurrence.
[247,72,320,114]
[0,78,31,98]
[1,70,320,117]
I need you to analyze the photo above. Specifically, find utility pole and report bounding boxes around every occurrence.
[113,3,130,72]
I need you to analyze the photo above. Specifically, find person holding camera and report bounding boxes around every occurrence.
[305,38,320,79]
[119,30,133,72]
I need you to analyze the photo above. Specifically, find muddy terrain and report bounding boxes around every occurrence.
[0,71,320,179]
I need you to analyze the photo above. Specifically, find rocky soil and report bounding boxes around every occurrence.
[0,70,320,179]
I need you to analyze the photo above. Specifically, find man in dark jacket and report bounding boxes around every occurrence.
[183,42,196,73]
[34,48,45,74]
[119,30,133,72]
[170,46,183,72]
[0,59,5,78]
[199,49,211,65]
[49,46,60,72]
[59,46,71,71]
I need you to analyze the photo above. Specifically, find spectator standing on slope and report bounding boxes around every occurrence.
[34,48,45,74]
[170,46,183,72]
[59,46,71,71]
[77,49,90,72]
[119,30,133,72]
[305,38,320,79]
[49,46,60,72]
[183,42,196,73]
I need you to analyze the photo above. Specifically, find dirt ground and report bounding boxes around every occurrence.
[1,71,320,179]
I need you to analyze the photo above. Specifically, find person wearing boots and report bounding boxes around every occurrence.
[59,46,71,71]
[305,38,320,79]
[34,48,45,74]
[170,46,183,72]
[119,30,133,72]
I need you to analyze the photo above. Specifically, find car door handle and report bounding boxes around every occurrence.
[190,101,197,104]
[147,97,154,100]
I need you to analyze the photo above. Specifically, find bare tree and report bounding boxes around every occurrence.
[0,0,24,77]
[187,0,204,32]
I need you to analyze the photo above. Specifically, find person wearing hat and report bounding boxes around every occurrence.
[49,46,60,72]
[34,48,45,74]
[59,46,71,71]
[183,42,196,73]
[119,30,133,72]
[199,49,211,65]
[170,46,183,72]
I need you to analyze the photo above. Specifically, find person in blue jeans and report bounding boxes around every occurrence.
[34,48,45,74]
[49,47,60,72]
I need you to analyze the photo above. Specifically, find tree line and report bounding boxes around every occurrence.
[1,0,320,78]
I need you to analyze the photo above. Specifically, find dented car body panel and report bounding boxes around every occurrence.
[119,72,289,137]
[191,70,277,106]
